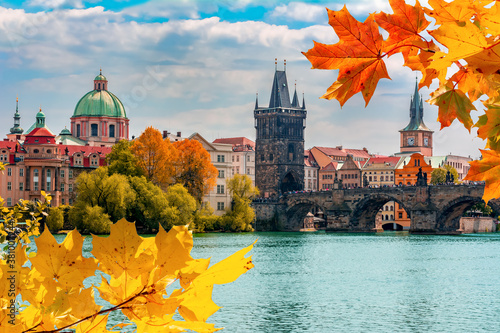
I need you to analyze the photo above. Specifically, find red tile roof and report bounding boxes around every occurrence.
[316,146,347,157]
[364,156,402,167]
[0,141,16,152]
[322,161,338,171]
[213,137,255,148]
[63,145,112,157]
[26,127,55,138]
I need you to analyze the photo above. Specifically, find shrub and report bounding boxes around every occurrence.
[45,207,64,233]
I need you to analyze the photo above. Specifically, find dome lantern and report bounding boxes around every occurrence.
[94,68,108,91]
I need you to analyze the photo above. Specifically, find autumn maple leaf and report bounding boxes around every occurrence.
[427,84,476,130]
[465,149,500,203]
[302,6,390,106]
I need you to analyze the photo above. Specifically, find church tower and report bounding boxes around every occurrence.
[254,60,306,197]
[399,80,433,156]
[7,97,24,141]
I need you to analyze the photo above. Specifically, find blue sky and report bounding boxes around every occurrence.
[0,0,484,158]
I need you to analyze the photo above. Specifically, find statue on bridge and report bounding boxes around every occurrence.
[416,167,427,186]
[363,173,368,188]
[445,170,455,184]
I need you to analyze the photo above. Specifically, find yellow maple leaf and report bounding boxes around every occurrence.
[424,0,475,24]
[30,229,97,289]
[92,218,154,279]
[464,149,500,203]
[74,314,112,333]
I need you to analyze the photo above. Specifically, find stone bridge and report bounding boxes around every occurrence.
[252,185,498,234]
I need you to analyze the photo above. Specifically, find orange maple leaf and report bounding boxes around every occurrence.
[404,40,443,88]
[424,0,475,25]
[464,149,500,203]
[302,6,390,106]
[427,85,476,130]
[374,0,430,59]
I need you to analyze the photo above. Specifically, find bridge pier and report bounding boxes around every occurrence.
[410,207,462,235]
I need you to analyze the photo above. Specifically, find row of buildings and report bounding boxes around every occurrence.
[0,65,473,231]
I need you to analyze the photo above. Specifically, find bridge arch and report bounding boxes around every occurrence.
[285,199,327,231]
[436,196,500,232]
[350,193,410,232]
[280,170,302,193]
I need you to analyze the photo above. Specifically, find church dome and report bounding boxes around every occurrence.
[73,90,126,118]
[72,71,127,118]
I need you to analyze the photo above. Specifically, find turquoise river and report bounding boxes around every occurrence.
[53,231,500,332]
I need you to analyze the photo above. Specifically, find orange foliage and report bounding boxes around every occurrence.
[173,139,217,202]
[304,0,500,202]
[131,127,176,189]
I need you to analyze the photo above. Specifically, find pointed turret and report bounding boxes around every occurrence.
[269,68,291,108]
[302,93,306,110]
[291,83,300,108]
[401,79,430,131]
[10,96,23,134]
[255,93,259,109]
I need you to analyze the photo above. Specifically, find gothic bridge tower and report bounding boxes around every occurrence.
[399,80,434,156]
[254,60,306,197]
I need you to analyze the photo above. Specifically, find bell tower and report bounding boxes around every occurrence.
[400,80,433,156]
[254,60,306,197]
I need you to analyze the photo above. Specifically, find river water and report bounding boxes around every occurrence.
[56,231,500,332]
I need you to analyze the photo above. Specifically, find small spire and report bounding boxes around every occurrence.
[302,92,306,110]
[255,92,259,109]
[275,58,277,71]
[100,67,102,75]
[284,59,286,71]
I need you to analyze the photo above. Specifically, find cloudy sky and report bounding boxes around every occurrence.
[0,0,484,158]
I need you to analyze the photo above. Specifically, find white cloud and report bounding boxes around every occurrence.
[27,0,85,9]
[271,2,327,22]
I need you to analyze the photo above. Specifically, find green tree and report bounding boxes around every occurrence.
[430,165,460,184]
[193,202,222,232]
[107,139,144,177]
[45,206,64,233]
[75,167,135,222]
[164,183,197,228]
[69,203,112,234]
[127,176,178,231]
[223,174,259,232]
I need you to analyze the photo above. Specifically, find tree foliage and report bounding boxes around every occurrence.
[303,0,500,202]
[223,174,260,232]
[107,139,144,177]
[173,139,218,202]
[74,167,135,223]
[131,127,176,189]
[45,207,65,233]
[0,216,255,332]
[164,183,198,228]
[430,164,459,184]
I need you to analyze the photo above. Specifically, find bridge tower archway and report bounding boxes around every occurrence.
[280,170,302,194]
[350,194,410,232]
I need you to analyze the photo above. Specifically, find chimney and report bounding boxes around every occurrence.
[177,132,181,137]
[163,130,169,139]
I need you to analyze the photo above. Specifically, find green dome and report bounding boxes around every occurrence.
[73,90,127,118]
[94,74,107,81]
[59,127,72,135]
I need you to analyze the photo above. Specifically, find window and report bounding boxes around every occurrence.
[261,154,264,162]
[217,202,225,210]
[76,124,81,137]
[217,185,224,194]
[60,183,65,192]
[236,155,240,162]
[6,198,11,206]
[217,155,225,163]
[247,155,250,162]
[69,198,73,205]
[68,184,73,192]
[232,156,234,162]
[269,153,273,161]
[46,181,51,191]
[369,176,372,181]
[91,124,98,137]
[61,169,65,178]
[7,168,11,176]
[20,168,24,177]
[34,182,39,191]
[399,212,403,219]
[374,176,377,181]
[91,155,99,167]
[69,170,73,178]
[7,182,11,191]
[236,167,240,174]
[247,168,250,175]
[218,170,225,178]
[19,183,23,191]
[109,124,115,138]
[33,149,39,154]
[62,198,65,205]
[74,154,83,165]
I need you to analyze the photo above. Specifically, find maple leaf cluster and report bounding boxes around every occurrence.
[0,219,254,332]
[303,0,500,202]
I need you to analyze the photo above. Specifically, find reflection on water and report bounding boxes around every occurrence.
[46,231,500,332]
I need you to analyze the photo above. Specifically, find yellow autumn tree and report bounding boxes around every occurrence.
[303,0,500,202]
[131,127,177,189]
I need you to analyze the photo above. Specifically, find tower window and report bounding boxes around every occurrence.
[91,124,98,137]
[76,124,81,137]
[109,124,115,138]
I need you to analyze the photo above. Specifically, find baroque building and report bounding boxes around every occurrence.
[399,81,433,156]
[254,61,306,197]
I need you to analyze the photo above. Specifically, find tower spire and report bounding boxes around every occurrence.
[10,96,23,134]
[255,92,259,109]
[291,81,300,108]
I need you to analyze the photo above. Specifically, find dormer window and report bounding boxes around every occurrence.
[90,154,99,167]
[74,153,83,165]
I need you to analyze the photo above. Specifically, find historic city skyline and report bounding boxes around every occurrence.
[0,0,484,159]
